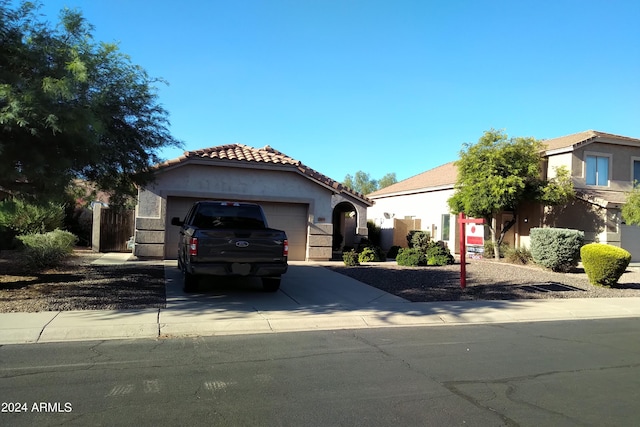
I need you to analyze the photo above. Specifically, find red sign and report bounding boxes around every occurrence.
[466,223,484,246]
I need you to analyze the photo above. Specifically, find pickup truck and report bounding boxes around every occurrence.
[171,201,288,292]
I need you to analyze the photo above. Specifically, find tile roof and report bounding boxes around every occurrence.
[157,144,372,204]
[368,130,640,198]
[542,130,640,152]
[367,162,458,198]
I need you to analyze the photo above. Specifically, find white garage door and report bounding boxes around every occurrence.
[621,224,640,261]
[164,197,308,261]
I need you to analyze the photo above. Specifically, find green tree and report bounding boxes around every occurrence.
[622,184,640,226]
[0,1,181,203]
[447,129,574,259]
[342,171,396,194]
[378,172,397,189]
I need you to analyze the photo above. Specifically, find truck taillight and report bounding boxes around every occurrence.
[189,237,198,256]
[283,239,289,257]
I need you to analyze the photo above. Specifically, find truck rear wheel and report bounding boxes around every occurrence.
[262,277,281,292]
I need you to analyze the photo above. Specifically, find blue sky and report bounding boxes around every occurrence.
[33,0,640,184]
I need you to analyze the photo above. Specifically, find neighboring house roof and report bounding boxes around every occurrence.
[367,162,458,198]
[157,144,372,205]
[368,130,640,200]
[542,130,640,153]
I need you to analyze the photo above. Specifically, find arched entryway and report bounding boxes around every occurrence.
[332,201,357,257]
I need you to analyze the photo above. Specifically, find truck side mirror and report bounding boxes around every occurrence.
[171,217,184,226]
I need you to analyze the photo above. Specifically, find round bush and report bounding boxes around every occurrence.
[358,247,379,263]
[17,229,78,269]
[342,249,359,266]
[396,248,426,267]
[530,228,584,272]
[425,242,454,265]
[580,243,631,287]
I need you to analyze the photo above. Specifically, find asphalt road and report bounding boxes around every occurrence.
[1,318,639,426]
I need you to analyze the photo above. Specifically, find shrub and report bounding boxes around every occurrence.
[396,248,426,267]
[505,246,532,265]
[342,249,360,266]
[484,240,509,258]
[580,243,631,287]
[425,241,455,265]
[530,228,584,272]
[386,245,401,259]
[17,229,79,269]
[409,231,431,252]
[0,199,65,235]
[358,246,379,263]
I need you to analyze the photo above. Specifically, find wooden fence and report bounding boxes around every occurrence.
[92,206,134,252]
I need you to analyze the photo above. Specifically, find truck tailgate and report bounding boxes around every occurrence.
[193,229,286,262]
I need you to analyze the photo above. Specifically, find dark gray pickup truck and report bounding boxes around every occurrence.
[171,201,288,292]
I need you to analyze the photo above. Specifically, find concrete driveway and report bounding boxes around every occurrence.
[165,261,408,309]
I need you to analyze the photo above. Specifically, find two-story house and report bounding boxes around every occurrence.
[367,130,640,260]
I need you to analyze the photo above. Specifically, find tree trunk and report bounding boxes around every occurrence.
[491,216,499,259]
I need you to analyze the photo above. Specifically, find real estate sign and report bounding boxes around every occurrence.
[465,223,484,258]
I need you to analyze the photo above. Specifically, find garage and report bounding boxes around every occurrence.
[164,196,308,261]
[621,224,640,261]
[134,144,372,261]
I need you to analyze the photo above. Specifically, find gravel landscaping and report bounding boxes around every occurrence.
[327,259,640,302]
[2,249,640,312]
[0,249,165,313]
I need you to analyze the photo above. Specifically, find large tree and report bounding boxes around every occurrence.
[0,1,181,203]
[343,171,397,195]
[448,129,574,259]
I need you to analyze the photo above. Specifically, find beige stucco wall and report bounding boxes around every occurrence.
[571,143,640,192]
[134,162,338,259]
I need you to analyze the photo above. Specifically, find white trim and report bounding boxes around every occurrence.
[368,184,455,200]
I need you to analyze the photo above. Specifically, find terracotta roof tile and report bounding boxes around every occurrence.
[157,144,371,204]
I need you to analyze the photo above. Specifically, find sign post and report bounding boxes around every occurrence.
[458,213,485,289]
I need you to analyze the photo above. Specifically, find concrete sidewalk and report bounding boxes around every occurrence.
[1,256,639,345]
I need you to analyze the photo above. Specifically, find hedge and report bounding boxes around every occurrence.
[530,228,584,272]
[580,243,631,287]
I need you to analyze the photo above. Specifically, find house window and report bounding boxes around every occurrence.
[441,214,450,241]
[634,160,640,186]
[585,155,609,186]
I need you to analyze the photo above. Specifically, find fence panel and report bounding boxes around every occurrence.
[99,209,134,252]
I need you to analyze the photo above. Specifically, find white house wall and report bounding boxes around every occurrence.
[368,188,456,250]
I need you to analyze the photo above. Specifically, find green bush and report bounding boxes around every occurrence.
[425,241,455,265]
[530,228,584,272]
[358,246,380,263]
[396,248,426,267]
[0,199,65,235]
[342,249,360,266]
[580,243,631,287]
[17,229,78,269]
[386,245,401,259]
[505,246,532,265]
[409,231,431,252]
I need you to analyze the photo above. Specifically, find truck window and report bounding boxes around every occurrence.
[193,205,266,230]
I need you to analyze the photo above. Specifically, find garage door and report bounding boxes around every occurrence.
[621,224,640,261]
[164,197,308,261]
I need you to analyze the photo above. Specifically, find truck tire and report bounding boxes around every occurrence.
[262,277,281,292]
[183,270,198,293]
